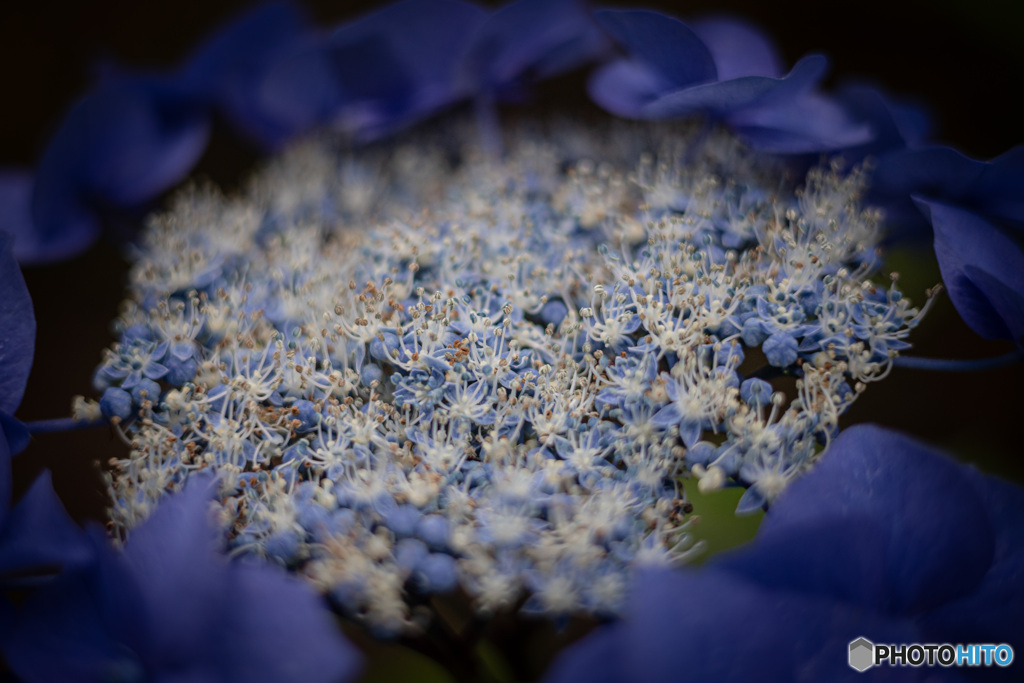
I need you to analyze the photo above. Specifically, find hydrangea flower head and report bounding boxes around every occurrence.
[87,113,934,632]
[5,1,1024,680]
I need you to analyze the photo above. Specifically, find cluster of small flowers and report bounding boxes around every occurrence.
[84,119,932,632]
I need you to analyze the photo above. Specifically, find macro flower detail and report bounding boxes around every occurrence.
[85,114,935,633]
[1,475,362,683]
[543,425,1024,682]
[3,1,1022,680]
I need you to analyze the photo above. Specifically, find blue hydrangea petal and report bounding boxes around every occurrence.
[32,79,210,259]
[835,85,931,157]
[917,468,1024,654]
[182,1,311,148]
[218,565,362,683]
[972,145,1024,229]
[714,516,888,608]
[0,420,9,518]
[961,266,1024,345]
[0,411,30,457]
[47,79,209,206]
[0,232,35,414]
[734,485,766,515]
[679,419,702,448]
[640,74,782,118]
[764,425,996,616]
[689,16,783,80]
[727,90,874,154]
[540,623,626,683]
[121,475,228,664]
[598,568,925,683]
[762,331,798,367]
[587,59,670,118]
[0,536,148,683]
[649,402,681,429]
[0,470,93,576]
[593,11,717,90]
[312,0,487,139]
[872,146,985,205]
[256,42,343,141]
[0,170,81,265]
[460,0,607,97]
[917,197,1024,343]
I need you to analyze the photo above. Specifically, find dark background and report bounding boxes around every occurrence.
[3,0,1023,525]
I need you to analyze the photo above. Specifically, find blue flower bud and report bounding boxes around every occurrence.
[164,355,198,385]
[290,400,319,432]
[741,317,768,347]
[539,299,568,326]
[740,378,773,406]
[130,378,162,406]
[394,538,429,571]
[100,387,133,421]
[384,504,422,537]
[762,332,798,367]
[360,363,383,387]
[415,553,458,594]
[416,514,450,550]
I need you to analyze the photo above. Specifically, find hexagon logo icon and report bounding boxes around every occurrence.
[849,637,874,672]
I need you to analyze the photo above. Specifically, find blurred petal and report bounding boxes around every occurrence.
[32,79,209,259]
[183,1,311,147]
[0,231,35,413]
[594,10,716,90]
[0,411,30,456]
[461,0,607,95]
[635,53,834,133]
[321,0,487,138]
[918,469,1024,655]
[0,418,9,519]
[917,197,1024,343]
[764,424,995,616]
[1,171,95,264]
[872,146,985,202]
[256,40,343,138]
[541,623,626,683]
[690,15,783,79]
[641,73,788,119]
[727,90,874,153]
[0,470,92,576]
[1,530,146,683]
[218,565,363,683]
[588,59,670,118]
[121,474,227,666]
[714,516,888,608]
[0,171,42,264]
[625,568,924,683]
[81,81,210,205]
[971,146,1024,228]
